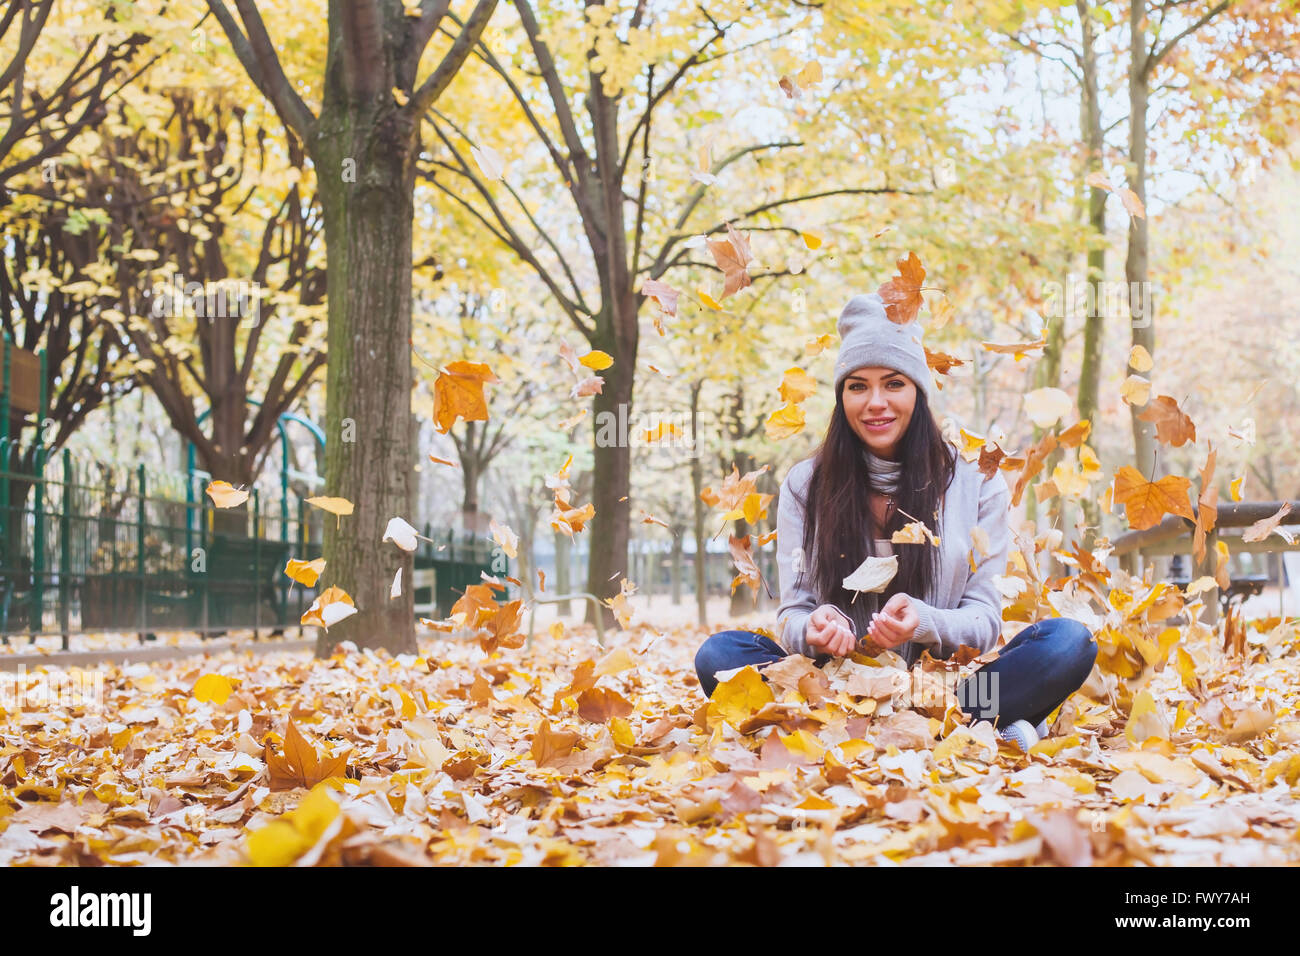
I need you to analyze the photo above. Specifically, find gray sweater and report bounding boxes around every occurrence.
[774,449,1012,668]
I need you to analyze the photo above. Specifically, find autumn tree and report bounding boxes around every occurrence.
[202,0,500,655]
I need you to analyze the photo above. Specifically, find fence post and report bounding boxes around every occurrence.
[253,487,261,641]
[137,463,147,644]
[31,443,46,636]
[60,449,71,650]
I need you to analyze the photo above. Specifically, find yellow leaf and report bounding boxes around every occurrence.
[205,480,249,509]
[192,673,236,705]
[593,645,638,678]
[391,86,409,106]
[1128,344,1154,372]
[778,367,816,404]
[300,585,357,629]
[697,287,725,310]
[489,518,518,558]
[247,785,341,866]
[305,496,354,517]
[710,666,775,728]
[1173,646,1199,693]
[804,333,834,356]
[579,349,613,370]
[764,402,805,440]
[800,231,822,250]
[432,360,499,434]
[1230,475,1245,501]
[610,716,636,749]
[284,558,325,587]
[1125,689,1168,744]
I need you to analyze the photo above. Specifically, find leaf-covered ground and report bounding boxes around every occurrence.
[2,596,1299,866]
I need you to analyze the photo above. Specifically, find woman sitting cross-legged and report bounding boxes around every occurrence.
[694,292,1098,751]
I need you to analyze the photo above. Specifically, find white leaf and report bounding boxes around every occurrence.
[383,516,419,551]
[391,567,403,599]
[321,602,358,628]
[841,554,898,594]
[470,143,506,181]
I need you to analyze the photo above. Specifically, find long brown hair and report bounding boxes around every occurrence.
[798,379,956,619]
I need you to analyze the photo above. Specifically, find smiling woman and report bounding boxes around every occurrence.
[693,292,1099,750]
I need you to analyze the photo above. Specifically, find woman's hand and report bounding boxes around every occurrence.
[868,593,919,649]
[806,604,856,657]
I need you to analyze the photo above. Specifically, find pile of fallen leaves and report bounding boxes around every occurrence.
[2,563,1300,866]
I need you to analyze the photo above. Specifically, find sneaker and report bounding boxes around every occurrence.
[998,719,1040,752]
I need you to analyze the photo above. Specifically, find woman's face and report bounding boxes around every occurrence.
[842,367,917,461]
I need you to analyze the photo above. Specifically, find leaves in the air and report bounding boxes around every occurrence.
[1242,502,1295,544]
[284,557,326,587]
[877,251,926,325]
[300,585,357,629]
[206,480,249,508]
[706,222,753,299]
[1137,394,1197,447]
[1112,465,1194,531]
[433,360,499,434]
[382,516,419,551]
[841,554,899,596]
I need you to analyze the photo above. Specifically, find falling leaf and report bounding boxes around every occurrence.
[765,402,805,440]
[489,518,518,558]
[556,409,589,430]
[842,554,899,595]
[390,567,402,599]
[192,673,236,705]
[877,251,926,325]
[1194,444,1218,566]
[778,367,816,404]
[1128,345,1154,372]
[537,569,546,592]
[433,360,499,434]
[804,332,835,356]
[301,586,357,629]
[1230,475,1245,501]
[284,558,326,588]
[305,496,354,517]
[1137,395,1196,447]
[892,521,939,546]
[383,516,419,552]
[1242,503,1294,544]
[1112,466,1194,531]
[928,297,954,331]
[579,350,613,370]
[641,278,680,319]
[470,143,506,181]
[428,454,459,468]
[706,222,754,299]
[391,86,409,106]
[570,376,604,399]
[800,231,822,250]
[1023,387,1073,429]
[1120,374,1152,407]
[206,481,249,508]
[981,333,1047,360]
[729,534,767,596]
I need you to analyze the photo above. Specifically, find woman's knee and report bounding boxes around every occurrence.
[1046,616,1098,680]
[694,630,751,677]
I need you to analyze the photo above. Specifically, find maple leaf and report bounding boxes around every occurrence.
[977,443,1006,479]
[877,251,926,324]
[778,367,816,404]
[765,402,805,440]
[924,345,965,379]
[706,222,753,299]
[479,598,526,654]
[1137,394,1196,447]
[529,718,581,768]
[432,360,499,434]
[264,720,349,791]
[1112,465,1194,531]
[640,278,679,320]
[576,687,635,723]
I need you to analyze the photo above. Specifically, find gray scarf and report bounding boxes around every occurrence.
[862,446,903,495]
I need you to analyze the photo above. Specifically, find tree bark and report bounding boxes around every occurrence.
[311,89,418,657]
[690,380,708,628]
[1127,2,1157,478]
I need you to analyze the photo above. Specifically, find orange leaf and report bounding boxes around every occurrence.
[1112,466,1194,531]
[576,687,635,723]
[877,251,926,325]
[1137,395,1196,447]
[529,718,581,768]
[433,360,499,434]
[265,721,349,791]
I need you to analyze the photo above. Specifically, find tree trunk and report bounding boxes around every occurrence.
[584,326,634,628]
[1127,3,1157,478]
[552,526,572,617]
[311,104,417,657]
[690,381,708,628]
[669,525,683,605]
[1076,0,1106,543]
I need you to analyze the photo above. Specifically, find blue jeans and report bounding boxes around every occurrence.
[693,617,1098,730]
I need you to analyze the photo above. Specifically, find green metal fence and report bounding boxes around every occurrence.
[0,439,500,647]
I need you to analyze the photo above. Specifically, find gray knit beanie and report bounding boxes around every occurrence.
[832,292,931,403]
